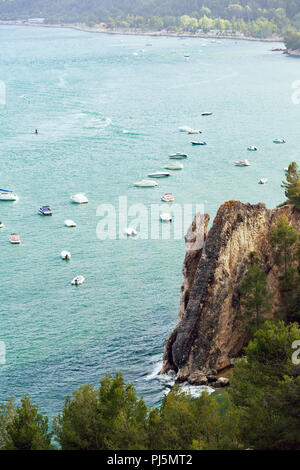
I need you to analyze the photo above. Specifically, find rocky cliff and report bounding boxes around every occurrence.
[161,201,300,385]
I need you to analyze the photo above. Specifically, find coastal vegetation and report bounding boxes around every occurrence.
[0,322,299,450]
[1,1,300,39]
[284,31,300,50]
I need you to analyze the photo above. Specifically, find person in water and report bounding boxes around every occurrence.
[35,129,38,134]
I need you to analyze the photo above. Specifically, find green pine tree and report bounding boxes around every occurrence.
[281,162,300,209]
[239,253,273,334]
[4,396,53,450]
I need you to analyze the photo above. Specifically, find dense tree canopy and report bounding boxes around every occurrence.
[0,1,300,38]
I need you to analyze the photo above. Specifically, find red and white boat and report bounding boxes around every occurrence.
[161,193,174,203]
[10,233,20,244]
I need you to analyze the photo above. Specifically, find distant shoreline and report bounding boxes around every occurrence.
[0,20,284,44]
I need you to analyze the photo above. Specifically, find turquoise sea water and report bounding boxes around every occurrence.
[0,26,299,418]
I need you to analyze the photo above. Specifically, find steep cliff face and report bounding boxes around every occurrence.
[161,201,300,384]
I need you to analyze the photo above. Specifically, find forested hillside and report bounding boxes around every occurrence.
[0,1,300,38]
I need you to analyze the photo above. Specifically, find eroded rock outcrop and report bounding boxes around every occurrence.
[161,201,300,384]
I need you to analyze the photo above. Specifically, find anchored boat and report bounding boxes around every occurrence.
[10,233,20,244]
[64,219,77,227]
[160,212,172,222]
[71,275,85,285]
[164,162,183,170]
[133,180,158,187]
[148,172,170,178]
[70,193,88,204]
[61,250,71,260]
[169,153,187,159]
[234,160,251,167]
[161,193,174,202]
[0,189,17,201]
[39,206,52,216]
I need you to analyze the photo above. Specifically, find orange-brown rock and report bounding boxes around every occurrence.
[160,202,300,384]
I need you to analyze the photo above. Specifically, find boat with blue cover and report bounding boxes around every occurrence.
[0,189,17,201]
[39,206,52,215]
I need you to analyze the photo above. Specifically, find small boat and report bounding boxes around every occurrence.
[0,189,17,201]
[70,193,88,204]
[61,250,71,260]
[164,162,183,170]
[248,146,258,151]
[191,141,207,146]
[234,160,251,167]
[71,275,85,285]
[160,212,172,222]
[273,139,286,144]
[10,233,20,244]
[201,112,213,116]
[124,227,138,237]
[148,172,170,178]
[178,126,192,133]
[134,180,158,187]
[258,178,268,184]
[169,153,187,159]
[0,221,4,228]
[161,193,174,202]
[39,205,52,216]
[184,54,190,58]
[188,129,202,134]
[64,219,77,227]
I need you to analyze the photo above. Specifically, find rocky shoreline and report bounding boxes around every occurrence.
[0,20,284,44]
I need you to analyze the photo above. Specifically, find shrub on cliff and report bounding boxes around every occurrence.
[270,216,299,320]
[228,321,300,450]
[238,253,273,334]
[147,387,233,450]
[282,162,300,210]
[284,31,300,50]
[2,396,53,450]
[53,372,148,450]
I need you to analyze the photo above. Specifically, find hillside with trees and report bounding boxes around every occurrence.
[0,1,300,39]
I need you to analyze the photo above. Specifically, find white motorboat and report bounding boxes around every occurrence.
[164,162,183,170]
[248,146,258,151]
[258,178,268,184]
[148,172,170,178]
[70,193,88,204]
[133,180,158,187]
[0,189,17,201]
[178,126,192,132]
[188,129,202,134]
[71,275,85,285]
[191,141,207,146]
[61,250,71,260]
[169,153,187,159]
[160,212,172,222]
[124,227,138,237]
[234,160,251,167]
[64,219,77,227]
[273,139,286,144]
[0,221,4,228]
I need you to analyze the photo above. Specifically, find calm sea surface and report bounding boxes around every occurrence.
[0,25,299,418]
